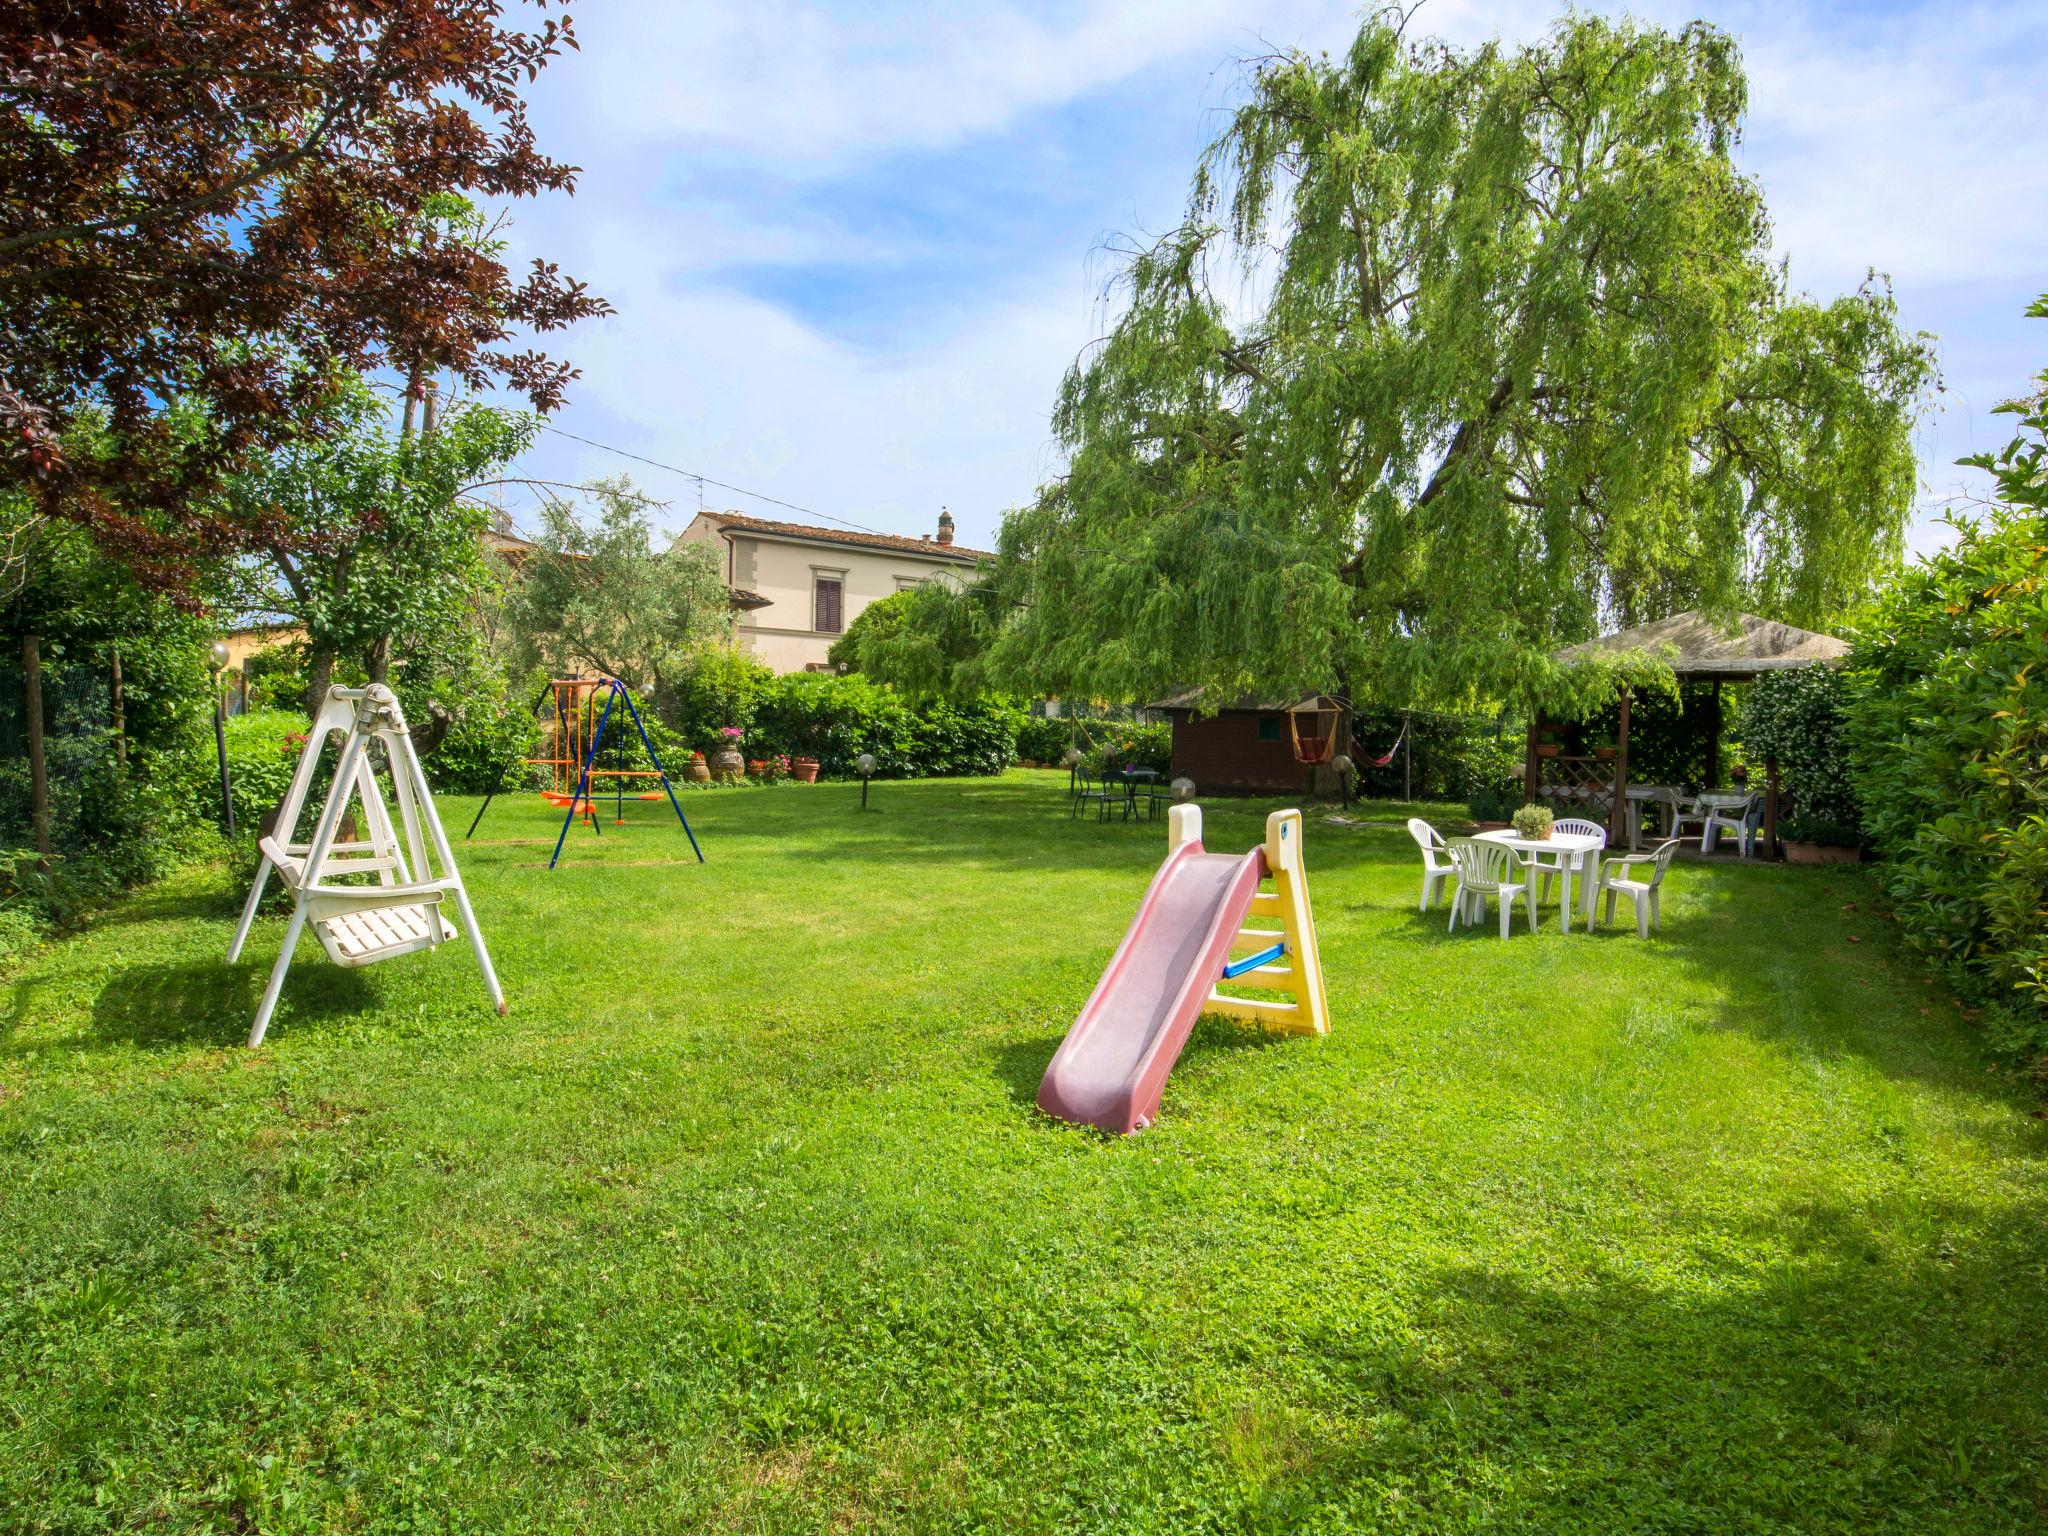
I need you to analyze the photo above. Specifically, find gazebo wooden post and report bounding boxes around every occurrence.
[1609,685,1631,844]
[1765,754,1781,861]
[1523,715,1542,801]
[1706,680,1723,789]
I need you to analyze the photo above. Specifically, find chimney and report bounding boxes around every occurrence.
[936,506,955,546]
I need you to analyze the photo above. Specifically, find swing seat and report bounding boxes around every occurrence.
[316,904,456,968]
[258,834,456,968]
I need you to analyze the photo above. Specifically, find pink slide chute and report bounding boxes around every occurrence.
[1036,834,1267,1135]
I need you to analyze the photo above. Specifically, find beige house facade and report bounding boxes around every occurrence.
[677,509,990,674]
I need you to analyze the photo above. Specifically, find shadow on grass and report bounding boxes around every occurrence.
[992,1013,1298,1120]
[68,955,376,1053]
[1243,1193,2048,1531]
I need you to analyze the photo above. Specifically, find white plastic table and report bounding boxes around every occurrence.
[1474,827,1606,933]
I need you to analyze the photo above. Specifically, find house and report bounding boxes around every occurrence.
[677,508,991,673]
[1146,690,1354,795]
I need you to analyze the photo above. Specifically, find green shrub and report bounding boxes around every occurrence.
[1015,714,1072,765]
[662,646,773,754]
[1844,503,2048,1062]
[1467,783,1520,823]
[1082,720,1170,778]
[747,673,1020,779]
[1739,665,1861,838]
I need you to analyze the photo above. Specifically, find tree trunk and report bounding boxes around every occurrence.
[23,634,50,864]
[109,643,127,768]
[304,645,335,720]
[1706,680,1723,789]
[365,634,391,685]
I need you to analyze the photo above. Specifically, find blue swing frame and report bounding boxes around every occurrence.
[547,680,704,870]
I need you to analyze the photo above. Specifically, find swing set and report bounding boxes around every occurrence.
[467,676,703,869]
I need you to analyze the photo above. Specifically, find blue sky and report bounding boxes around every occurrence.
[493,0,2048,557]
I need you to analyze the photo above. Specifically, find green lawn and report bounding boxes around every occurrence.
[3,771,2045,1533]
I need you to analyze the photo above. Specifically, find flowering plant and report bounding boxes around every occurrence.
[720,725,743,741]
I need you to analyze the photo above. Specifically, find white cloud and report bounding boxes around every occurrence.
[561,0,1334,168]
[496,0,2046,560]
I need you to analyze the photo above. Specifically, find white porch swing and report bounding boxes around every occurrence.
[227,684,505,1047]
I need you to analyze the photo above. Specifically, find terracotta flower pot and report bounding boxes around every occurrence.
[1784,839,1861,865]
[792,757,820,783]
[686,755,711,785]
[1535,744,1560,758]
[712,747,744,784]
[1594,747,1616,761]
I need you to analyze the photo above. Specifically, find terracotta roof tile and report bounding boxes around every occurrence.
[704,511,991,563]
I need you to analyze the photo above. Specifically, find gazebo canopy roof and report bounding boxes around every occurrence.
[1554,610,1847,681]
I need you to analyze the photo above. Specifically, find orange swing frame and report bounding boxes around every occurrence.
[1286,694,1342,765]
[526,677,669,824]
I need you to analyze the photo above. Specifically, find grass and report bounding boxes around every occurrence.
[2,770,2045,1533]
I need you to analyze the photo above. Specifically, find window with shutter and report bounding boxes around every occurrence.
[814,577,844,633]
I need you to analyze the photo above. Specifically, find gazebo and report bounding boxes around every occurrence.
[1526,611,1849,856]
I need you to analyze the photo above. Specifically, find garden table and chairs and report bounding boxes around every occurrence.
[1472,824,1608,933]
[1117,767,1166,821]
[1069,766,1125,821]
[1699,791,1763,857]
[1599,838,1684,936]
[1444,837,1540,937]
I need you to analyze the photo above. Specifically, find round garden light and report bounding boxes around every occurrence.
[856,752,878,810]
[1171,776,1196,802]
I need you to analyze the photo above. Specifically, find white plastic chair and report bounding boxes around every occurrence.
[1702,793,1761,856]
[226,685,505,1047]
[1447,838,1538,937]
[1598,838,1681,937]
[1533,816,1606,903]
[1406,817,1454,910]
[1668,795,1711,847]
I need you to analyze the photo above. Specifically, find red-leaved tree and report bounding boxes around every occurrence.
[0,1,609,591]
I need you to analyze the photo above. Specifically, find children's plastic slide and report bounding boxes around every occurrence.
[1037,805,1328,1135]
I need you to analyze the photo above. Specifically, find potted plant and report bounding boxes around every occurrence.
[1781,814,1862,865]
[685,750,712,785]
[712,726,746,784]
[1512,803,1555,840]
[790,755,820,783]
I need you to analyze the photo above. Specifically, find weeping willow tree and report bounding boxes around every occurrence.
[876,12,1932,711]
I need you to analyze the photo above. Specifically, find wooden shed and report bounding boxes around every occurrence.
[1146,690,1353,795]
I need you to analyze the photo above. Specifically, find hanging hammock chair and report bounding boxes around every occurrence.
[1287,695,1344,765]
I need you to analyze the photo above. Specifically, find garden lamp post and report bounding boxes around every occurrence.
[208,639,236,835]
[1170,776,1196,803]
[856,752,877,811]
[1062,746,1084,794]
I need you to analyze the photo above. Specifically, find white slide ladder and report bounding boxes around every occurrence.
[226,684,506,1046]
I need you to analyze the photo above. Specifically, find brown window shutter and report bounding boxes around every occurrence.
[816,578,843,633]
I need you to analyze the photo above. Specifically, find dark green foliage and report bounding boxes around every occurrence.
[1350,709,1522,801]
[0,520,222,952]
[1578,683,1731,790]
[1839,298,2048,1064]
[825,588,916,673]
[1081,720,1171,779]
[1740,667,1862,841]
[661,645,775,755]
[1014,713,1073,765]
[1844,507,2047,1060]
[747,672,1020,779]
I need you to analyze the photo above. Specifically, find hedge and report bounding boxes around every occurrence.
[1844,504,2048,1066]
